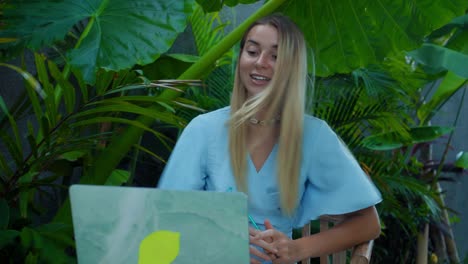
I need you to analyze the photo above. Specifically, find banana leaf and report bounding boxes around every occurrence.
[407,43,468,78]
[410,31,468,123]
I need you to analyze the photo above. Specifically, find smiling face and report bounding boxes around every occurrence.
[239,24,278,98]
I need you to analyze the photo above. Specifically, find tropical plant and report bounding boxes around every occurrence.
[1,0,468,262]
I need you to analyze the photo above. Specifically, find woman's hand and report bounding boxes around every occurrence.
[252,220,300,264]
[249,227,272,264]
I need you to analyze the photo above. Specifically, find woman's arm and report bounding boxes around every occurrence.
[253,206,380,264]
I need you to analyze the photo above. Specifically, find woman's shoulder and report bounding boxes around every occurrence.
[184,106,230,135]
[192,106,230,125]
[303,114,328,132]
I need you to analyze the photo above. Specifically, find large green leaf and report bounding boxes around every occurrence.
[279,0,468,76]
[2,0,195,84]
[196,0,260,13]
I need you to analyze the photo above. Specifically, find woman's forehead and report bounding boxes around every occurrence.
[245,24,278,48]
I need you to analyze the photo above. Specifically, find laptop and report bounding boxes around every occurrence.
[69,185,249,264]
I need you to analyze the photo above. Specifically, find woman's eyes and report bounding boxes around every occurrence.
[247,50,258,56]
[246,50,277,60]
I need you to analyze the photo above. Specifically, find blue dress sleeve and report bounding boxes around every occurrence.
[294,120,382,227]
[157,115,207,190]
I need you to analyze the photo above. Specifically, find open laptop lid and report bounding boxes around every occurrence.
[70,185,249,264]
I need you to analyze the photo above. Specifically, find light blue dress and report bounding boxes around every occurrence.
[158,106,381,237]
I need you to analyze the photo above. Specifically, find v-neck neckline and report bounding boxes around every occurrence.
[248,143,278,174]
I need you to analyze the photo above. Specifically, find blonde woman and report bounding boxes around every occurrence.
[158,14,381,264]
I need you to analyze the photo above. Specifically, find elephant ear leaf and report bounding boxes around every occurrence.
[2,0,195,84]
[279,0,468,77]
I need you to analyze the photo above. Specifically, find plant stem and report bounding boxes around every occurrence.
[54,0,289,224]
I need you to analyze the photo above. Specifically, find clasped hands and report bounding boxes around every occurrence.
[249,219,299,264]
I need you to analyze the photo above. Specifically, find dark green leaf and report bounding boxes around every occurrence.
[0,199,9,230]
[73,104,181,126]
[71,117,176,138]
[26,121,38,159]
[0,151,12,176]
[0,230,20,248]
[166,53,200,63]
[41,115,51,148]
[141,55,195,80]
[362,126,454,150]
[224,0,260,7]
[455,151,468,169]
[34,53,57,127]
[196,0,259,12]
[25,252,39,264]
[18,171,38,218]
[35,222,74,247]
[196,0,223,13]
[0,96,23,164]
[58,151,86,162]
[47,60,76,114]
[0,130,23,168]
[428,14,468,39]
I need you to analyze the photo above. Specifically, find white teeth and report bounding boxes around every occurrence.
[251,75,269,81]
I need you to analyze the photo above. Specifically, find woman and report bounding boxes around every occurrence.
[158,14,381,264]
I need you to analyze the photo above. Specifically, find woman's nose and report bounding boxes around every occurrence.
[255,53,269,68]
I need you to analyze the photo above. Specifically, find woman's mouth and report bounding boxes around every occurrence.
[250,74,271,85]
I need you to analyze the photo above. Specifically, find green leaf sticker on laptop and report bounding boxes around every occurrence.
[139,230,180,264]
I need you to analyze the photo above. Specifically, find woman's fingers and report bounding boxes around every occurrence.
[249,227,261,237]
[264,219,274,230]
[250,233,278,253]
[250,257,262,264]
[249,245,271,261]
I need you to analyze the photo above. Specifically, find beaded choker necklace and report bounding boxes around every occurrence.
[248,116,280,126]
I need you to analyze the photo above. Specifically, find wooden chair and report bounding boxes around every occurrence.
[300,215,374,264]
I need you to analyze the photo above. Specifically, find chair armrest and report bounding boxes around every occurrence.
[350,240,374,264]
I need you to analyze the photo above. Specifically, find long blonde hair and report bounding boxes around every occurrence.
[229,14,308,215]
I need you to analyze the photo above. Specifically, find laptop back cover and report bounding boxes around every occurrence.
[70,185,249,264]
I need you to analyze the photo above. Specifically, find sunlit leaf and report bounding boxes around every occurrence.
[58,151,86,162]
[280,0,468,76]
[105,169,130,185]
[455,151,468,169]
